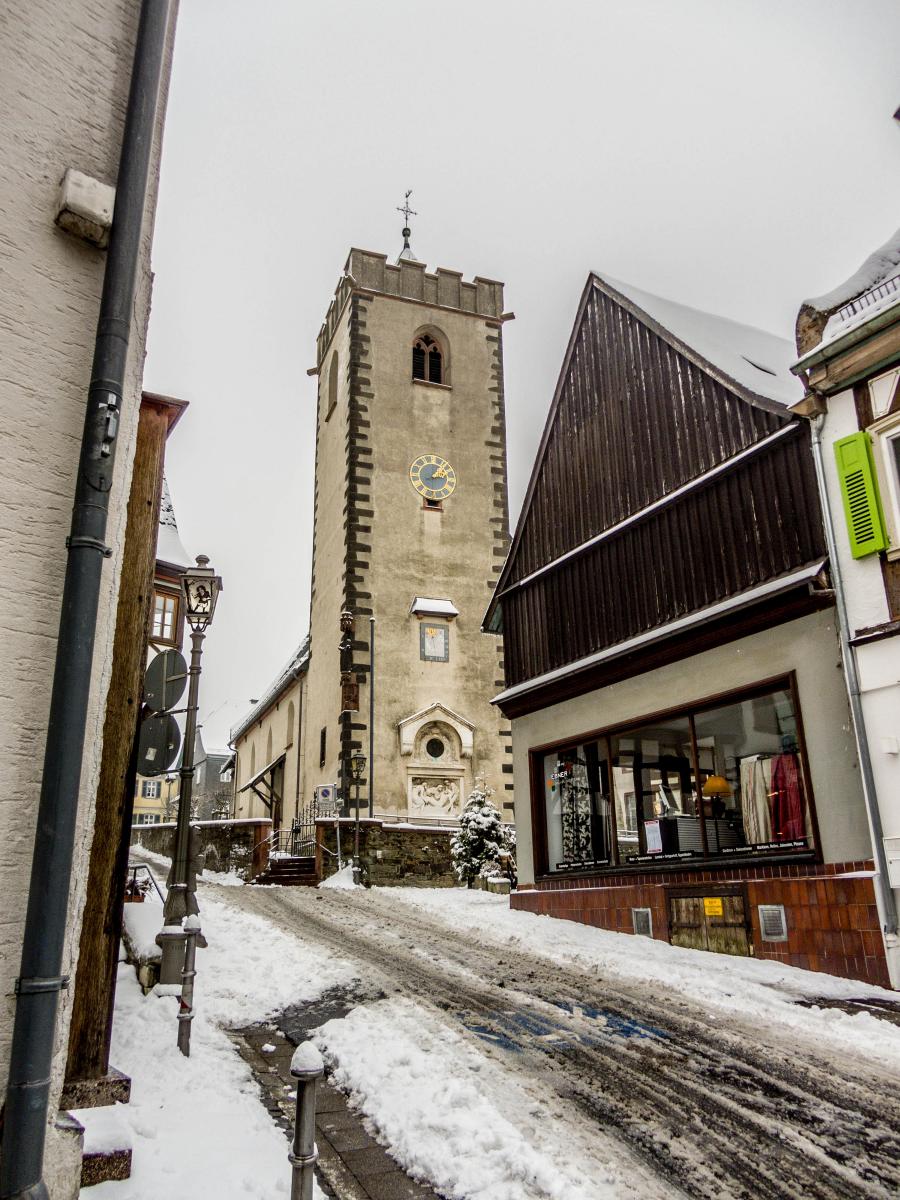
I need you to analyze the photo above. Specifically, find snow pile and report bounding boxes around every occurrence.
[315,997,624,1200]
[122,899,163,962]
[319,864,357,890]
[71,1103,131,1155]
[387,888,900,1071]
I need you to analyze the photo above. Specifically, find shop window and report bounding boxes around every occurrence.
[535,678,816,876]
[692,687,812,854]
[542,742,614,871]
[151,590,178,643]
[420,622,449,662]
[610,716,698,862]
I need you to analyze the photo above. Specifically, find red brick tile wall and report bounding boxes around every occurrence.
[511,861,891,989]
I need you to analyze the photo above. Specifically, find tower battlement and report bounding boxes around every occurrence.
[317,248,504,365]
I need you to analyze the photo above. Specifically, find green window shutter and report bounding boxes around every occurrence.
[834,431,889,558]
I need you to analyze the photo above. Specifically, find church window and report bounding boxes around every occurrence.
[319,726,327,769]
[412,334,445,385]
[426,737,445,760]
[286,701,295,747]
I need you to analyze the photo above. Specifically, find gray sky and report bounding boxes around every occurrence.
[145,0,900,750]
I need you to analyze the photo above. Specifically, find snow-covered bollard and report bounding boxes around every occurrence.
[289,1042,324,1200]
[177,914,202,1057]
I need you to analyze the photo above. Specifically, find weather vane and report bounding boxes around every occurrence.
[397,189,417,226]
[397,190,417,261]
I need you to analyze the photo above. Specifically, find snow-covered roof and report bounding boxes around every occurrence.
[229,637,310,744]
[156,478,192,569]
[595,275,803,408]
[804,227,900,314]
[409,596,459,617]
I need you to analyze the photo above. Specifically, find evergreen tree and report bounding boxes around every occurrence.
[451,785,516,887]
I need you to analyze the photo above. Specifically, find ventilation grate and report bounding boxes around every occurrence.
[632,907,652,938]
[758,904,788,943]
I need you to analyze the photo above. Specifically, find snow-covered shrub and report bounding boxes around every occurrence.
[451,786,516,887]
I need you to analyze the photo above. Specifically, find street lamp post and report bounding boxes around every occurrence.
[351,751,366,886]
[160,554,222,1056]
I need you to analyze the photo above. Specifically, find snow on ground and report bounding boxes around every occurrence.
[385,887,900,1070]
[88,876,354,1199]
[314,997,631,1200]
[318,863,358,890]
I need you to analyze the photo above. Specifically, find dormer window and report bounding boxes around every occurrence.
[412,334,444,384]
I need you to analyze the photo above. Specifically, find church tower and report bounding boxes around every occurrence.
[300,239,512,823]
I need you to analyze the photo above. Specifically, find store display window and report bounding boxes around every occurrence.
[534,676,816,875]
[542,743,614,871]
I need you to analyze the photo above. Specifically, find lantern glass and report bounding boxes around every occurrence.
[181,555,222,631]
[351,752,366,780]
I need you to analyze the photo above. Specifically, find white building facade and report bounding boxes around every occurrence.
[792,228,900,987]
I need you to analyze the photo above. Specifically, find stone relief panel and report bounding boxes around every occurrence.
[409,776,461,817]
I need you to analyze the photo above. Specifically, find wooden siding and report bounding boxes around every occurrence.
[498,285,826,689]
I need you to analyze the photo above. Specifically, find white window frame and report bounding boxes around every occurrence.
[870,411,900,561]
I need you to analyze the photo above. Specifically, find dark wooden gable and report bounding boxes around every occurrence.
[491,276,826,693]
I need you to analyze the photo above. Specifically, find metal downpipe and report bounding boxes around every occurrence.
[0,3,172,1195]
[809,415,899,938]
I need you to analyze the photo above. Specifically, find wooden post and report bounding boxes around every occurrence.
[64,394,185,1095]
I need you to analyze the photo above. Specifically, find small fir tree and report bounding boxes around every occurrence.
[451,785,516,887]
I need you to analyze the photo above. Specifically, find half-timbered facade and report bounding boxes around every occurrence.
[487,274,888,986]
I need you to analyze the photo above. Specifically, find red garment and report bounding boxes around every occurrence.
[770,753,805,841]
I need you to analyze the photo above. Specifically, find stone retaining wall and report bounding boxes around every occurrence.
[130,818,272,881]
[316,819,457,887]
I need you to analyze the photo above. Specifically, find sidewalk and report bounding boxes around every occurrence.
[233,1023,441,1200]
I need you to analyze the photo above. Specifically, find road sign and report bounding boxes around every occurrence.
[137,712,181,777]
[144,648,188,713]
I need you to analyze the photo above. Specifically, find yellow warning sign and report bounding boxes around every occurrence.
[704,897,724,917]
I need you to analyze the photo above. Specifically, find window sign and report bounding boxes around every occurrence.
[420,622,449,662]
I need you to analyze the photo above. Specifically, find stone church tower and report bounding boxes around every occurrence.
[301,244,513,823]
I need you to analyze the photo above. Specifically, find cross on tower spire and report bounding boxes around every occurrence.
[396,189,418,262]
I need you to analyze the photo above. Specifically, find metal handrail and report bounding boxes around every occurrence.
[126,860,165,903]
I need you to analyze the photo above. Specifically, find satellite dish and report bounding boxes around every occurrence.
[137,712,181,777]
[144,649,188,713]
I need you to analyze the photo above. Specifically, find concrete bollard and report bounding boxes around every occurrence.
[289,1042,324,1200]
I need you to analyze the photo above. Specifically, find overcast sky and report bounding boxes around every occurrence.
[144,0,900,750]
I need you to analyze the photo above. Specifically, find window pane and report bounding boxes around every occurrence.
[610,717,701,863]
[692,688,812,854]
[542,743,614,871]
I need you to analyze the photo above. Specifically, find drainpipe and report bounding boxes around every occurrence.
[809,415,900,948]
[0,3,172,1197]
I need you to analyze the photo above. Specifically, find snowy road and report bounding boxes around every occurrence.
[211,882,900,1200]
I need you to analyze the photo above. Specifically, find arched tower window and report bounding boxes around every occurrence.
[326,350,339,416]
[412,333,445,385]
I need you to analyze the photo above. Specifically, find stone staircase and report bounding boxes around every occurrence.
[251,855,319,887]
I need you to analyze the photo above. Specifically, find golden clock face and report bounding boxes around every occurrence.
[409,454,457,501]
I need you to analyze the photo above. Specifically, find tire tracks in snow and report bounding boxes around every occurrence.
[210,884,900,1200]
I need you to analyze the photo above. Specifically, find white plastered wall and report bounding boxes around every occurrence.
[0,4,177,1193]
